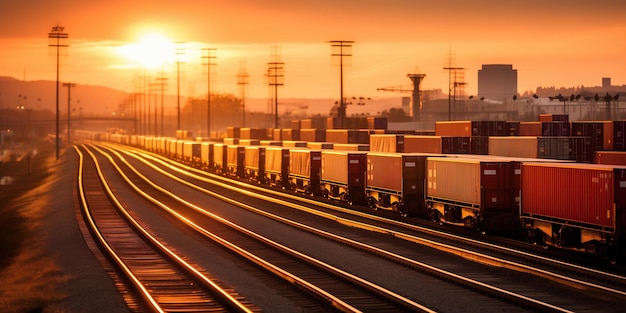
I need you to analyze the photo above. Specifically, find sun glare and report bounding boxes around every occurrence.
[117,33,175,68]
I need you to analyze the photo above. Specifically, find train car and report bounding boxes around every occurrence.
[366,153,437,217]
[264,146,290,188]
[288,148,322,196]
[200,142,214,170]
[226,145,245,178]
[320,151,367,205]
[520,162,626,259]
[212,143,227,174]
[182,141,202,166]
[244,145,265,183]
[332,143,369,151]
[426,157,517,233]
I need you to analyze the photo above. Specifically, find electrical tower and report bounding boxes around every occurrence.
[202,48,216,137]
[443,51,466,121]
[237,61,250,127]
[267,46,284,128]
[330,40,353,129]
[156,69,168,137]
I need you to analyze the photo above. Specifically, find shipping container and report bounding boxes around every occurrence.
[321,151,367,204]
[224,138,239,145]
[238,139,260,146]
[240,128,270,140]
[426,157,516,232]
[226,145,245,177]
[541,121,571,136]
[264,146,290,188]
[212,143,227,174]
[289,149,322,195]
[614,121,625,151]
[537,136,593,163]
[572,121,614,151]
[290,120,301,130]
[282,140,308,148]
[367,116,388,130]
[488,136,539,158]
[594,151,626,165]
[333,144,369,151]
[260,140,282,146]
[470,136,489,155]
[504,121,520,136]
[369,134,404,153]
[226,127,240,139]
[200,142,214,169]
[435,121,474,137]
[520,162,626,255]
[244,146,265,182]
[300,128,326,142]
[404,136,470,154]
[367,153,434,217]
[325,129,370,144]
[539,113,568,122]
[281,128,300,141]
[182,141,201,164]
[519,122,542,136]
[307,142,334,150]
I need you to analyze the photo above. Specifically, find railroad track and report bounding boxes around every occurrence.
[89,143,623,312]
[75,145,255,313]
[122,144,626,295]
[102,142,626,312]
[90,143,436,312]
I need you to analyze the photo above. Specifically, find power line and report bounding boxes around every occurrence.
[330,40,353,129]
[202,48,216,137]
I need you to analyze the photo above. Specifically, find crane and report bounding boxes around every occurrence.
[377,73,425,121]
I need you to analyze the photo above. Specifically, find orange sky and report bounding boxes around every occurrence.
[1,0,625,102]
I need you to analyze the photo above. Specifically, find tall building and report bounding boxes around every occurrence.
[478,64,518,101]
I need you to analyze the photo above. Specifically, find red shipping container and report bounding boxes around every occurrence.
[595,151,626,165]
[521,163,623,229]
[519,122,542,136]
[435,121,473,137]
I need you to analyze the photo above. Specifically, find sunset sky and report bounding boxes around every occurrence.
[1,0,625,102]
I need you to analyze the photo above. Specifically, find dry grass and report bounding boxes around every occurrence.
[0,143,68,313]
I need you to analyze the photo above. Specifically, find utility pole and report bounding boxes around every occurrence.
[443,51,465,121]
[48,25,68,160]
[202,48,216,137]
[156,69,167,137]
[330,40,353,129]
[62,82,76,145]
[267,46,284,129]
[237,62,250,127]
[175,42,186,130]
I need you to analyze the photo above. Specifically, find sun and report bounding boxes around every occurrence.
[117,33,175,68]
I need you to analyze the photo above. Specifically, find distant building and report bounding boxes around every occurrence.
[602,77,611,88]
[478,64,518,101]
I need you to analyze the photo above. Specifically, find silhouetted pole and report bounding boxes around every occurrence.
[267,46,284,129]
[63,82,76,145]
[330,40,353,129]
[237,63,249,127]
[202,48,216,137]
[175,42,186,131]
[48,25,68,160]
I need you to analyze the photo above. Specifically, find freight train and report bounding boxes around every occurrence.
[76,130,626,262]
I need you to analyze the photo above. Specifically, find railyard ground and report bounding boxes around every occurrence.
[0,141,127,313]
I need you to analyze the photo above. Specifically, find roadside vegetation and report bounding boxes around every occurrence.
[0,141,66,312]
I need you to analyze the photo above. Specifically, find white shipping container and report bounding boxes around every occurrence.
[488,136,538,158]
